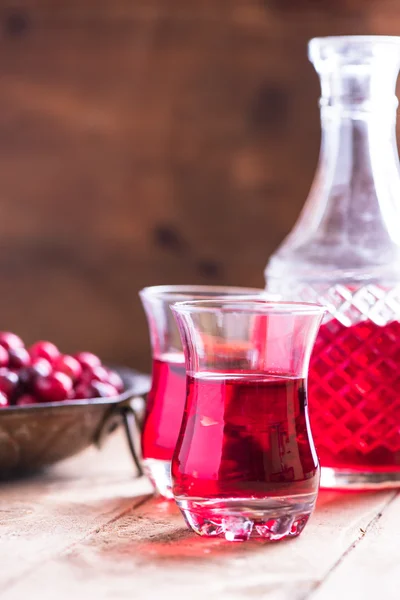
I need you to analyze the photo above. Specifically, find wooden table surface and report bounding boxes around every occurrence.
[1,430,399,600]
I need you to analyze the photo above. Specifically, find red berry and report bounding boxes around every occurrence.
[0,332,24,351]
[73,383,95,400]
[34,372,73,402]
[74,352,101,371]
[91,382,119,398]
[54,354,82,381]
[8,347,30,369]
[18,367,35,389]
[29,341,60,364]
[0,368,19,397]
[0,391,9,407]
[86,365,109,383]
[16,394,36,406]
[107,370,124,393]
[0,346,8,368]
[18,359,52,392]
[31,358,52,377]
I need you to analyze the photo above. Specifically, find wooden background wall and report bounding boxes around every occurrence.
[0,0,398,371]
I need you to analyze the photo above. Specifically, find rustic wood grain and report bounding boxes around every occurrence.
[0,429,397,600]
[0,431,153,589]
[309,492,400,600]
[0,1,398,370]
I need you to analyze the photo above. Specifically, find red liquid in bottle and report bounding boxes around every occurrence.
[172,373,319,499]
[141,356,186,461]
[309,319,400,471]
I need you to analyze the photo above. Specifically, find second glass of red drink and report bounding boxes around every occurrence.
[139,285,268,498]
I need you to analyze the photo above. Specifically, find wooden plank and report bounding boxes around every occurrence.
[0,426,394,600]
[1,493,393,600]
[308,490,400,600]
[0,430,153,590]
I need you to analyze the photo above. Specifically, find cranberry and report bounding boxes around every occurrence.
[74,352,101,371]
[16,394,36,406]
[18,367,34,389]
[29,341,60,364]
[0,368,19,397]
[18,359,52,391]
[31,358,52,377]
[54,354,82,381]
[35,372,73,402]
[0,332,24,351]
[85,365,109,383]
[0,391,9,407]
[107,370,124,393]
[0,346,8,368]
[91,382,119,398]
[8,347,30,369]
[73,383,95,400]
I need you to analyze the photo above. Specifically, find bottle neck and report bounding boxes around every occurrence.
[267,75,400,282]
[318,58,400,172]
[318,101,400,197]
[266,37,400,285]
[319,59,399,111]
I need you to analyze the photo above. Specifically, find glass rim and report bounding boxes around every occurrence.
[171,299,326,316]
[139,284,269,301]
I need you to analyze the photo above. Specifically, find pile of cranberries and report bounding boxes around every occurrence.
[0,332,124,408]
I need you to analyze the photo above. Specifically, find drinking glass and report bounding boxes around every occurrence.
[139,285,268,498]
[171,299,325,541]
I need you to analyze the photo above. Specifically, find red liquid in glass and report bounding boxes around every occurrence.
[309,319,400,471]
[141,357,186,461]
[172,373,318,499]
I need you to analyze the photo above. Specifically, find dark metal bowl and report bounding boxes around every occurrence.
[0,366,150,479]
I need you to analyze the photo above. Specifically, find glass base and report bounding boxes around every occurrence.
[175,494,316,542]
[142,458,173,499]
[321,466,400,490]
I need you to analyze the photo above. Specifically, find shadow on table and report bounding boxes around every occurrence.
[122,488,393,563]
[33,487,391,568]
[75,495,281,563]
[111,495,307,562]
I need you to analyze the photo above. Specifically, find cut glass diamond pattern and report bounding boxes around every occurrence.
[271,282,400,467]
[288,283,400,468]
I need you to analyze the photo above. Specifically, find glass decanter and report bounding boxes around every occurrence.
[265,36,400,489]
